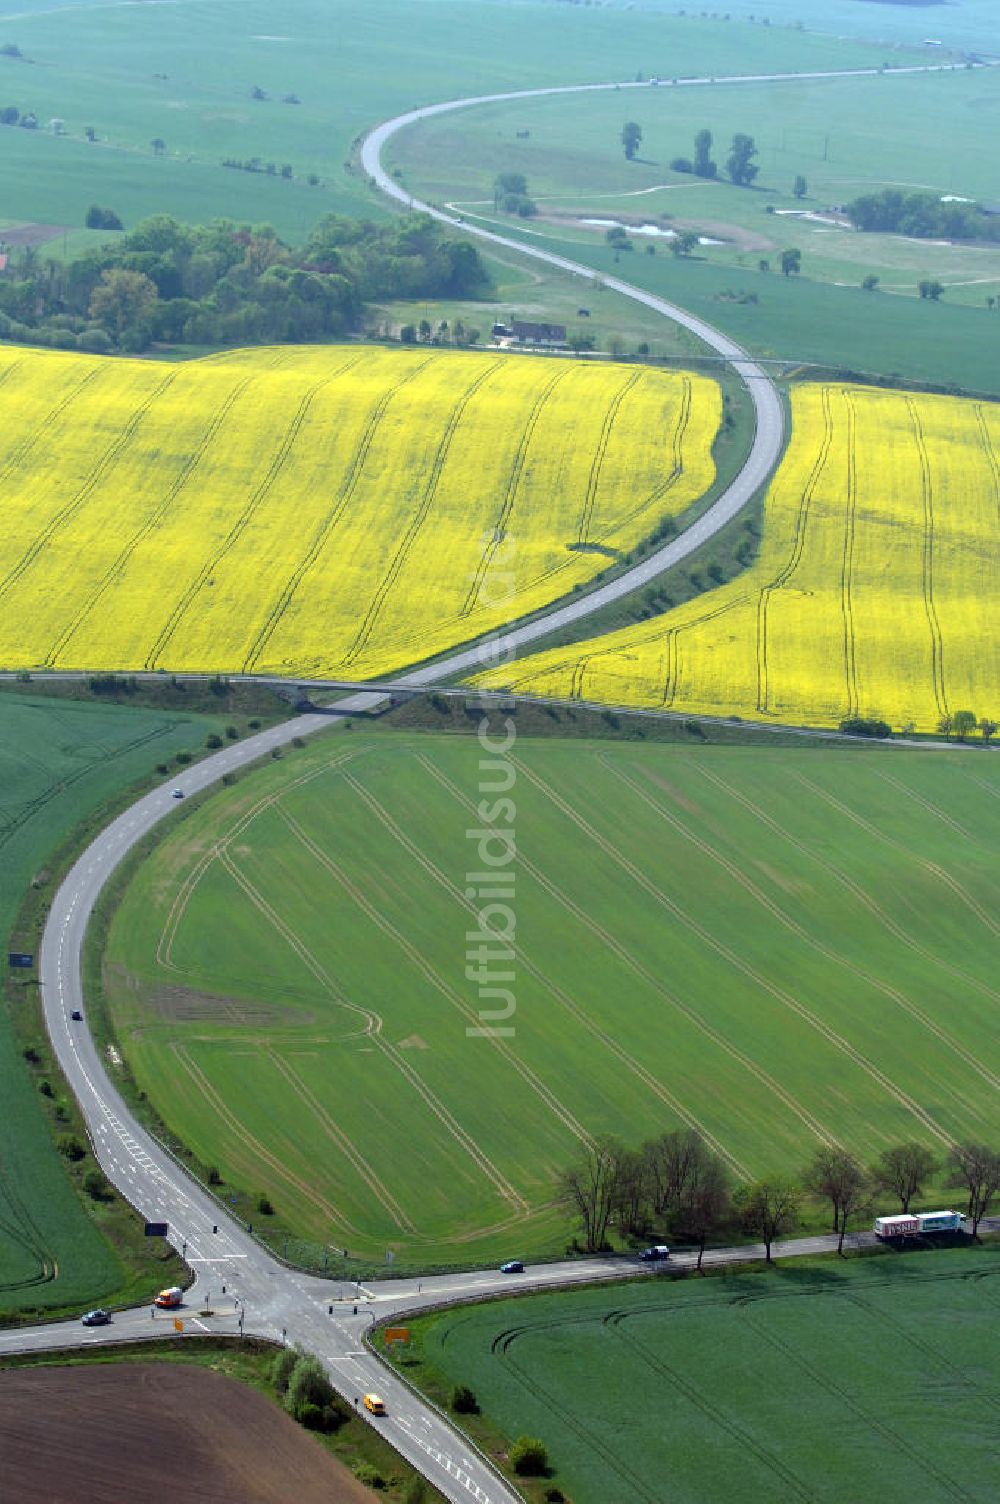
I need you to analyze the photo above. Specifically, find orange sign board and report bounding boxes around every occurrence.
[384,1327,410,1344]
[173,1318,184,1333]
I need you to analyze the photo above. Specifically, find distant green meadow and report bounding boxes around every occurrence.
[2,1,987,385]
[396,1245,1000,1504]
[470,229,1000,395]
[0,0,886,240]
[671,0,998,55]
[104,731,1000,1265]
[391,63,1000,391]
[0,693,222,1313]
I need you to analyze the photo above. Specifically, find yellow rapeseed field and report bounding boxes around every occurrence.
[0,344,719,678]
[473,384,1000,732]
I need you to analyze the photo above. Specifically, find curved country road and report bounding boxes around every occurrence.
[357,59,981,673]
[4,59,980,1504]
[360,78,785,671]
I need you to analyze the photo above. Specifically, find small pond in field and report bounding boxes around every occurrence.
[579,217,724,245]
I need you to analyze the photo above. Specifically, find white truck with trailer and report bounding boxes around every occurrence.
[874,1210,964,1240]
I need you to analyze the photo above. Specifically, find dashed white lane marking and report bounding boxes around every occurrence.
[396,1422,495,1502]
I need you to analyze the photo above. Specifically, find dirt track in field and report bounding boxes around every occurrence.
[0,1362,375,1503]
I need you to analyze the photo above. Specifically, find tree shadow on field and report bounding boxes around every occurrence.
[723,1263,850,1307]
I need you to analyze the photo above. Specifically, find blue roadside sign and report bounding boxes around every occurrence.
[8,953,34,968]
[144,1222,169,1238]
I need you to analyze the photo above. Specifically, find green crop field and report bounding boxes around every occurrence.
[395,1246,1000,1504]
[10,0,993,52]
[685,0,997,53]
[2,1,985,386]
[0,0,889,242]
[0,691,225,1314]
[391,63,1000,390]
[103,730,1000,1267]
[485,236,1000,395]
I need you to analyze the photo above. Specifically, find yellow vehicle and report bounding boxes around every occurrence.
[154,1286,183,1309]
[363,1393,386,1416]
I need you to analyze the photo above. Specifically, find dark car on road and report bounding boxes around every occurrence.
[500,1260,524,1274]
[81,1309,111,1326]
[70,1009,83,1021]
[639,1245,671,1262]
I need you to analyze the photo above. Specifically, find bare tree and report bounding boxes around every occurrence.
[948,1143,1000,1237]
[838,1172,872,1253]
[676,1154,731,1270]
[612,1147,652,1238]
[803,1148,870,1254]
[735,1180,801,1262]
[641,1131,731,1267]
[642,1129,704,1222]
[559,1138,622,1252]
[871,1143,937,1213]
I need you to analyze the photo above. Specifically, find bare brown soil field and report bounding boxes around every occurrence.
[1,1362,375,1503]
[0,222,69,246]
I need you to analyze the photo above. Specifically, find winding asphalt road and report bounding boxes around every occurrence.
[4,58,982,1504]
[360,80,788,678]
[357,60,983,676]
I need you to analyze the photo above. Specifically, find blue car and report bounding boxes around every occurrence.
[81,1309,111,1326]
[500,1260,524,1274]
